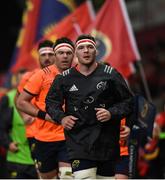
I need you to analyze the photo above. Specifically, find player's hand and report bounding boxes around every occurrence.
[95,108,111,122]
[152,122,161,139]
[23,115,35,125]
[120,125,130,140]
[61,116,78,130]
[9,142,19,153]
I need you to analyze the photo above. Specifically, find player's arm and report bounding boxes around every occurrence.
[46,75,77,129]
[16,70,52,121]
[46,74,66,124]
[108,69,134,120]
[16,90,38,117]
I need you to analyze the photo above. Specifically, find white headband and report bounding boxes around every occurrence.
[76,39,96,50]
[53,43,74,54]
[38,47,54,55]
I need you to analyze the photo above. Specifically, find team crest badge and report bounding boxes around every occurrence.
[91,29,112,62]
[72,160,80,169]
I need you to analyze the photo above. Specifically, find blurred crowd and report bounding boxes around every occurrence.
[127,36,165,179]
[128,38,165,113]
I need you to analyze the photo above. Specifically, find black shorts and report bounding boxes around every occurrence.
[34,139,70,173]
[28,137,36,160]
[71,159,115,177]
[115,155,129,176]
[6,161,38,179]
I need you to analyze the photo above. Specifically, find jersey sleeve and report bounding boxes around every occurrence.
[17,72,30,93]
[18,70,38,94]
[46,74,66,124]
[24,70,43,96]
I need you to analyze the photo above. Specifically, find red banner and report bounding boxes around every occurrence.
[12,1,95,72]
[89,0,141,78]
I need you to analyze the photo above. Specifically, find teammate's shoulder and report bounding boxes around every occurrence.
[22,71,33,80]
[99,63,114,75]
[41,65,52,75]
[61,67,73,77]
[33,68,40,74]
[40,64,59,75]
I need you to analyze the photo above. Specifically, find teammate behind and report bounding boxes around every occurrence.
[17,37,75,179]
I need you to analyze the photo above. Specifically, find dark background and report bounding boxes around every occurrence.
[0,0,25,73]
[0,0,105,73]
[0,0,164,111]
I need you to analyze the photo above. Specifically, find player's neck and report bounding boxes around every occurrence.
[77,62,98,76]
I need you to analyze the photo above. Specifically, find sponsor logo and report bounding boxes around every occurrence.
[69,84,78,92]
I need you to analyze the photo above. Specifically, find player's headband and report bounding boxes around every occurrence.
[38,47,54,55]
[53,43,74,54]
[76,39,96,50]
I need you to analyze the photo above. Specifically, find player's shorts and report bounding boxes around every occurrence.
[115,155,129,176]
[6,161,38,179]
[27,137,36,160]
[34,140,70,173]
[71,159,115,176]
